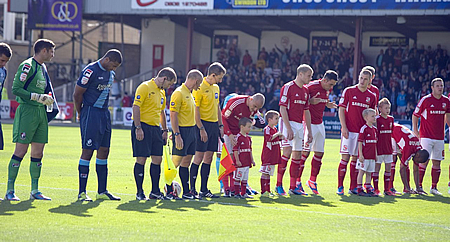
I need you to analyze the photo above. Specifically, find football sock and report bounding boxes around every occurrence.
[166,183,173,194]
[189,163,199,191]
[418,163,426,187]
[78,159,90,194]
[7,155,22,192]
[289,159,301,190]
[384,172,391,191]
[260,176,267,194]
[150,163,161,193]
[364,183,372,193]
[390,158,397,188]
[277,155,289,187]
[134,163,144,194]
[349,160,357,190]
[179,166,189,195]
[297,153,308,183]
[200,163,211,192]
[223,173,230,192]
[310,155,323,182]
[241,180,247,196]
[96,159,108,194]
[372,172,379,190]
[357,183,363,193]
[431,167,441,189]
[30,157,42,194]
[266,178,271,193]
[234,180,240,195]
[229,173,235,192]
[338,159,348,188]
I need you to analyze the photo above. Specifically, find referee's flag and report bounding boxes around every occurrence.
[163,145,177,185]
[218,144,236,181]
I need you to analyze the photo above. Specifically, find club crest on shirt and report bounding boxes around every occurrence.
[443,103,446,109]
[305,93,308,99]
[366,97,370,103]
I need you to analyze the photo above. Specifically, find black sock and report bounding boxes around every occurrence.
[166,183,173,194]
[134,163,144,194]
[150,163,161,193]
[190,163,199,191]
[96,164,108,194]
[78,165,89,194]
[179,166,189,195]
[200,163,211,192]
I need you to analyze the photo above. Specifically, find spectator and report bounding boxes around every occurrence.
[396,90,407,117]
[121,92,132,107]
[242,50,253,68]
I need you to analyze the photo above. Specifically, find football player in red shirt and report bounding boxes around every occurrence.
[412,78,450,195]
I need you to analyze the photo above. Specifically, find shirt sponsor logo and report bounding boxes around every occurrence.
[365,140,377,143]
[409,141,420,146]
[380,130,392,134]
[351,102,370,108]
[97,83,112,91]
[240,148,251,152]
[294,100,306,104]
[430,110,445,115]
[98,76,103,79]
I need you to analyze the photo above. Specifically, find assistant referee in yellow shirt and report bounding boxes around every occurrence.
[132,67,176,201]
[190,62,226,198]
[167,69,203,200]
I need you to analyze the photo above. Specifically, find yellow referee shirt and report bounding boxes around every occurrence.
[192,78,220,122]
[170,84,195,127]
[132,79,166,126]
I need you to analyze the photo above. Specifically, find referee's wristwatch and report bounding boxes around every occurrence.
[135,125,142,130]
[174,132,180,136]
[219,124,224,128]
[199,126,205,130]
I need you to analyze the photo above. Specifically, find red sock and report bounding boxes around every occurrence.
[241,180,247,196]
[357,184,363,193]
[277,155,289,187]
[390,158,396,189]
[296,153,308,183]
[384,171,391,192]
[364,183,372,192]
[338,159,348,188]
[223,174,230,192]
[372,172,379,190]
[350,161,357,190]
[431,167,441,189]
[310,155,323,182]
[260,176,266,194]
[234,180,240,195]
[266,179,271,193]
[418,164,426,187]
[290,159,301,190]
[229,173,235,192]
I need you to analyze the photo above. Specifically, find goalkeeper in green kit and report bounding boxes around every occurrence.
[5,39,59,201]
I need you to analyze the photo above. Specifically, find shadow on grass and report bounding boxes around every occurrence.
[339,194,397,206]
[394,193,450,204]
[155,198,214,211]
[0,200,35,216]
[48,200,103,217]
[268,194,337,207]
[116,200,157,214]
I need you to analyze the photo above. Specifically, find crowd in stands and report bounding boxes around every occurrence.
[190,42,448,120]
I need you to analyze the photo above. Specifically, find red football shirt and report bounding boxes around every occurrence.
[222,95,256,135]
[338,85,377,133]
[279,81,309,123]
[413,94,450,140]
[368,84,380,101]
[306,80,329,125]
[232,133,252,168]
[358,124,378,160]
[392,123,422,165]
[261,126,281,166]
[376,115,394,155]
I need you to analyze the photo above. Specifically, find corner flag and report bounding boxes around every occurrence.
[163,145,177,185]
[218,144,236,181]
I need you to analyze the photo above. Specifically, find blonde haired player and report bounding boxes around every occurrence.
[375,98,396,196]
[356,108,378,197]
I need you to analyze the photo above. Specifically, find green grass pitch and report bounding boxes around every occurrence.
[0,124,449,241]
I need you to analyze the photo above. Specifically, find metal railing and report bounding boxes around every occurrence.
[120,62,175,95]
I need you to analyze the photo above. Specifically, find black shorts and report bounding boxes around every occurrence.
[131,122,163,157]
[196,120,219,152]
[172,126,196,156]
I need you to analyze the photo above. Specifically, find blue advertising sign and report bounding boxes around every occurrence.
[214,0,450,10]
[28,0,82,31]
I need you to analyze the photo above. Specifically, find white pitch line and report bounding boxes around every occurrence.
[2,183,450,231]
